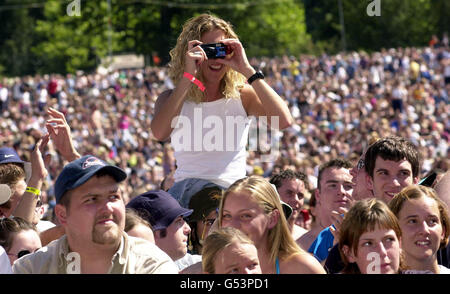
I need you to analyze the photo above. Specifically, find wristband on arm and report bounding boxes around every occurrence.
[25,186,41,197]
[183,72,205,92]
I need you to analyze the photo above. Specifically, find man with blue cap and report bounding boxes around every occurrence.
[13,155,178,274]
[127,190,202,272]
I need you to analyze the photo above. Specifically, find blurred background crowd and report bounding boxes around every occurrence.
[0,39,449,223]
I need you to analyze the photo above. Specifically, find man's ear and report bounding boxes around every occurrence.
[413,176,419,184]
[342,245,356,263]
[315,188,321,205]
[268,209,280,230]
[54,204,67,225]
[366,174,374,191]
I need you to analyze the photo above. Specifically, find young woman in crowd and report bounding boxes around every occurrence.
[339,198,404,274]
[202,226,261,274]
[0,217,42,265]
[218,176,325,274]
[389,185,450,274]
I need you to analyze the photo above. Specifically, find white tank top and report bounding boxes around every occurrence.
[170,97,251,188]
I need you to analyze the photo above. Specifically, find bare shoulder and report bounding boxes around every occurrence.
[154,89,173,111]
[281,252,326,274]
[296,230,315,251]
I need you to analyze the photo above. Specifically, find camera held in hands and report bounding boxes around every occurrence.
[199,43,232,59]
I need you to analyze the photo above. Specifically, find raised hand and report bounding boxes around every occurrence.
[215,38,255,78]
[29,134,51,184]
[45,107,81,162]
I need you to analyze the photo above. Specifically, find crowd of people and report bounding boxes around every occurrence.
[0,13,449,275]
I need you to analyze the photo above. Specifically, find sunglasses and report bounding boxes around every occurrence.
[7,249,32,259]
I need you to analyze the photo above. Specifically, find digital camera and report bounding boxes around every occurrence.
[199,43,231,59]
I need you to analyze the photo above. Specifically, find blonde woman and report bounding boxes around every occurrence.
[389,185,450,274]
[150,14,293,208]
[339,199,404,274]
[218,176,325,274]
[202,227,261,274]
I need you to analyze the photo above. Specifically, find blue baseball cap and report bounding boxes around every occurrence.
[0,147,32,182]
[0,147,26,165]
[55,155,127,203]
[126,190,193,231]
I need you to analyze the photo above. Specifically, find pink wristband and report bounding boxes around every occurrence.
[183,72,205,92]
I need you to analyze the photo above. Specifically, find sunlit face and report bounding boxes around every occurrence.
[345,227,401,274]
[155,216,191,261]
[214,241,262,274]
[367,158,417,204]
[7,229,42,265]
[199,29,229,83]
[127,223,155,244]
[397,196,445,265]
[277,179,306,219]
[55,175,125,248]
[317,167,354,220]
[221,192,274,247]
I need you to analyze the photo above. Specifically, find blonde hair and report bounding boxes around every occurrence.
[168,13,246,103]
[339,198,404,274]
[389,185,450,249]
[202,227,255,274]
[218,176,302,267]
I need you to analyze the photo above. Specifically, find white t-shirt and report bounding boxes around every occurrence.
[174,253,202,272]
[0,246,12,274]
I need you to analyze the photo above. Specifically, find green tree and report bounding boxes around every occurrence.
[0,0,44,76]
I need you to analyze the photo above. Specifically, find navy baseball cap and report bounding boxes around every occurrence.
[0,147,26,165]
[126,190,193,231]
[55,155,127,203]
[0,147,32,182]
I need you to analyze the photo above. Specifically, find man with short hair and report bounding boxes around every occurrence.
[13,155,178,274]
[364,135,420,203]
[297,159,354,263]
[270,169,308,240]
[126,190,202,272]
[324,136,421,273]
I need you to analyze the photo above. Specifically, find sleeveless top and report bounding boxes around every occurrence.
[170,98,251,188]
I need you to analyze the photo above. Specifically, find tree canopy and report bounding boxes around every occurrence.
[0,0,447,76]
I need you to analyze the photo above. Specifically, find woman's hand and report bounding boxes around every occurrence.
[185,40,208,76]
[215,38,255,78]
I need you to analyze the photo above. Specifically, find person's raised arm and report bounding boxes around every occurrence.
[12,136,51,222]
[45,107,81,162]
[216,39,293,130]
[150,40,208,141]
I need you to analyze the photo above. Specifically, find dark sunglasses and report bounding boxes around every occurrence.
[8,250,31,259]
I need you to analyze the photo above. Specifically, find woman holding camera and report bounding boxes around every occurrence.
[151,13,293,207]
